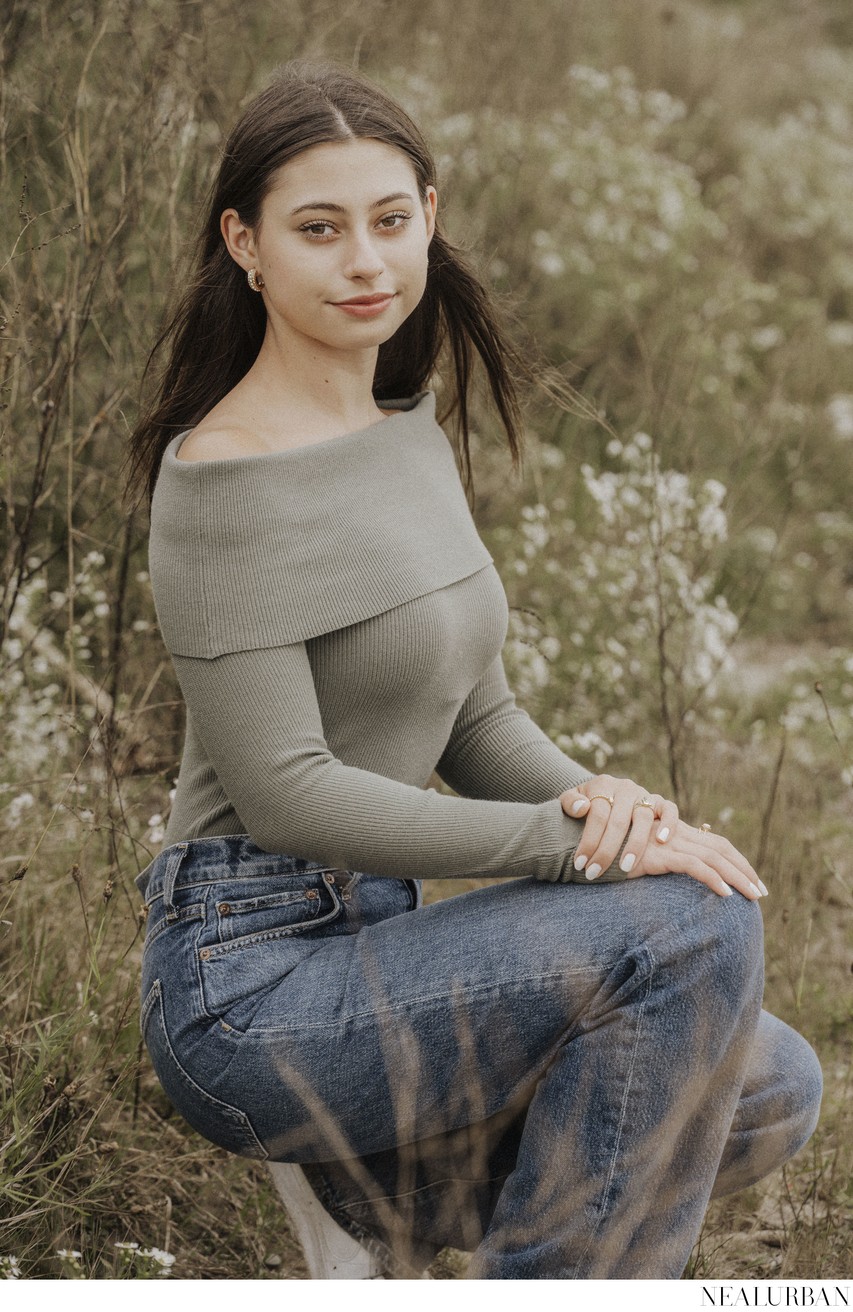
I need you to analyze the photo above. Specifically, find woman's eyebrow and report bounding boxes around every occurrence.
[290,191,415,216]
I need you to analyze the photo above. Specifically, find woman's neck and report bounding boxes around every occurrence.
[239,319,387,432]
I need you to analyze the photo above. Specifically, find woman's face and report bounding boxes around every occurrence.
[222,138,437,356]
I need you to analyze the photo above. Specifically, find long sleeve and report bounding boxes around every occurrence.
[170,640,613,884]
[150,391,627,885]
[436,652,593,804]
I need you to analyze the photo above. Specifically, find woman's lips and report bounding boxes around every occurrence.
[332,293,396,318]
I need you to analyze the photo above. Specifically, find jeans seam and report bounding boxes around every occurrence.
[144,978,269,1160]
[200,897,340,958]
[143,903,205,948]
[573,943,656,1276]
[335,1172,503,1211]
[242,964,624,1034]
[145,868,343,899]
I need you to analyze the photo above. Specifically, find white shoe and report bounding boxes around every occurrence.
[267,1161,394,1279]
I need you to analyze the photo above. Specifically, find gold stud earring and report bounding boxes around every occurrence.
[247,268,265,293]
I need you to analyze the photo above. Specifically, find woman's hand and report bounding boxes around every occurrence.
[622,817,768,900]
[559,775,767,900]
[560,775,678,880]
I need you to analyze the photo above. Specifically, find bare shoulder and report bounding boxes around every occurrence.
[175,424,268,463]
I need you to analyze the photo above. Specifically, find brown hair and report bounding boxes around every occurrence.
[122,59,538,514]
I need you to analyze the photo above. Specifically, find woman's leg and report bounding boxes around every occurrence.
[458,879,766,1278]
[305,1009,822,1270]
[711,1009,823,1200]
[206,871,767,1278]
[143,841,817,1279]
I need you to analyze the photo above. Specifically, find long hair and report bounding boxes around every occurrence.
[122,59,540,515]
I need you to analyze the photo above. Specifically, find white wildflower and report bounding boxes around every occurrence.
[7,793,36,827]
[750,325,783,351]
[147,815,165,844]
[140,1247,175,1274]
[536,250,566,277]
[827,394,853,440]
[826,321,853,347]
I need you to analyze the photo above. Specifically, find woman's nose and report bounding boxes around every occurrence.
[343,230,385,280]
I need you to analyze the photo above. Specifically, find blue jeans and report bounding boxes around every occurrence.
[135,834,822,1279]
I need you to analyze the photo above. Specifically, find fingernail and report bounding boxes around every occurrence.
[586,864,601,880]
[619,852,636,873]
[571,799,587,816]
[573,853,587,871]
[721,886,733,896]
[750,882,763,898]
[758,879,769,896]
[656,827,670,843]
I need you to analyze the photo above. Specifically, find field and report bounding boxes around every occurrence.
[1,0,851,1282]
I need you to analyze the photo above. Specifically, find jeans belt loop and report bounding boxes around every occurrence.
[163,843,189,921]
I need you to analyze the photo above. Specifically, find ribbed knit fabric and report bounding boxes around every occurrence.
[149,391,627,884]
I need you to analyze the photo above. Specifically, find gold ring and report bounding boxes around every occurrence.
[700,823,712,833]
[633,796,656,812]
[588,793,615,807]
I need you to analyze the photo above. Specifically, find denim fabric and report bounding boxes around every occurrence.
[135,834,822,1280]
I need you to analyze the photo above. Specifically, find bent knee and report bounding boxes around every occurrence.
[754,1013,823,1144]
[650,876,765,987]
[617,879,766,1046]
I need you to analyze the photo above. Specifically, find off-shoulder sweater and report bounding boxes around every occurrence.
[147,390,625,885]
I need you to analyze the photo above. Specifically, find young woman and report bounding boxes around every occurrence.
[123,60,822,1280]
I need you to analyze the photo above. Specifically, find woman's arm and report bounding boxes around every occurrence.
[435,652,765,901]
[170,640,626,884]
[435,651,594,804]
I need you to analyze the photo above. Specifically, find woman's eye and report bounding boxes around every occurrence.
[378,211,411,230]
[299,221,337,239]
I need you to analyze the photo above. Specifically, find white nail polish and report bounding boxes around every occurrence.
[656,827,670,843]
[571,799,587,815]
[721,886,733,896]
[750,882,762,897]
[573,853,587,871]
[620,853,636,873]
[586,864,601,880]
[758,880,769,896]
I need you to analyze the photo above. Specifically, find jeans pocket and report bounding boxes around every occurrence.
[140,978,269,1160]
[195,874,344,1019]
[213,885,325,943]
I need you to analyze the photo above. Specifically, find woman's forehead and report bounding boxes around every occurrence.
[265,138,420,211]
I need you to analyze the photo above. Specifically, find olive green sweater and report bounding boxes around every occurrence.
[148,391,623,884]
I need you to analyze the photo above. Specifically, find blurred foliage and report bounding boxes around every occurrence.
[1,0,851,1281]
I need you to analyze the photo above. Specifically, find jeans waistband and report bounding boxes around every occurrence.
[135,833,355,904]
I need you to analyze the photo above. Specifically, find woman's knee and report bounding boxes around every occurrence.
[712,1012,823,1197]
[639,877,765,1000]
[753,1012,823,1145]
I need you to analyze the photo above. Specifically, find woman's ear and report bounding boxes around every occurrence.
[423,186,438,244]
[221,208,259,274]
